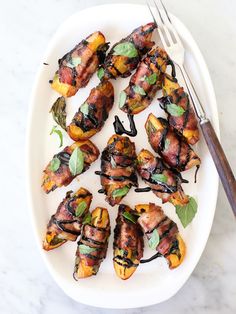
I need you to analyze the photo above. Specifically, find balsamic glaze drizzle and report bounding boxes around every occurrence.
[140,252,162,264]
[135,187,152,193]
[113,114,137,137]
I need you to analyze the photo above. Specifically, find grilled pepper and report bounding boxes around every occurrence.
[137,149,189,206]
[135,203,186,269]
[113,204,144,280]
[119,47,169,114]
[101,23,156,80]
[145,113,201,172]
[74,207,110,279]
[98,135,138,206]
[67,81,114,140]
[159,74,199,145]
[50,31,109,97]
[43,188,92,251]
[42,140,99,193]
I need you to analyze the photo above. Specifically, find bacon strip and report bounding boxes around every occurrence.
[113,205,144,280]
[135,203,186,269]
[42,140,99,193]
[67,81,114,140]
[43,188,92,251]
[98,135,138,206]
[137,149,189,206]
[145,113,201,172]
[50,31,109,97]
[120,47,169,114]
[74,207,110,279]
[101,23,156,80]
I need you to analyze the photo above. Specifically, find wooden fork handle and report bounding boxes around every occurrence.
[200,119,236,217]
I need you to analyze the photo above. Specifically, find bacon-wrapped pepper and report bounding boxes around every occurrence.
[43,188,92,251]
[50,31,109,97]
[113,205,144,280]
[74,207,110,279]
[42,140,99,193]
[67,81,114,141]
[137,149,189,206]
[145,113,201,172]
[159,74,199,145]
[135,203,186,269]
[100,23,156,80]
[119,47,169,114]
[98,135,138,206]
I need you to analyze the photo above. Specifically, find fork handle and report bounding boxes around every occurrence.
[200,119,236,217]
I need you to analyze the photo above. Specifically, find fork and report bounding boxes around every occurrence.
[147,0,236,217]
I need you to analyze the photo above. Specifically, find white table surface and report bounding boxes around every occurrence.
[1,0,236,313]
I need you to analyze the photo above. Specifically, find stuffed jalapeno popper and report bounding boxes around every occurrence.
[43,188,92,251]
[100,23,156,80]
[113,205,144,280]
[74,207,110,279]
[159,74,199,145]
[96,135,138,206]
[135,203,186,269]
[67,81,114,141]
[119,47,169,114]
[50,31,109,97]
[145,113,201,172]
[42,140,99,193]
[137,149,189,206]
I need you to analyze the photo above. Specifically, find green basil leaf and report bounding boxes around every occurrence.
[166,103,185,117]
[50,97,67,130]
[145,73,157,85]
[97,67,105,80]
[67,56,81,68]
[148,229,160,250]
[133,85,146,96]
[50,126,63,147]
[78,244,96,254]
[151,173,168,183]
[49,157,61,172]
[122,211,137,223]
[69,147,84,176]
[80,102,89,116]
[175,197,198,228]
[119,91,127,108]
[164,138,170,151]
[112,186,129,198]
[113,42,138,58]
[82,212,92,225]
[75,201,87,217]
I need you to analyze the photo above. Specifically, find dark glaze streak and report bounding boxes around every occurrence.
[98,189,105,194]
[167,59,176,78]
[194,165,200,183]
[113,114,137,137]
[135,187,151,193]
[140,252,162,263]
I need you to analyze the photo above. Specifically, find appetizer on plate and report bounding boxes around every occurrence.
[100,22,156,80]
[137,149,189,206]
[159,74,199,145]
[97,134,138,206]
[113,204,144,280]
[43,188,92,251]
[119,47,169,114]
[74,207,110,279]
[67,81,114,141]
[135,203,186,269]
[50,31,109,97]
[145,113,201,172]
[42,140,99,193]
